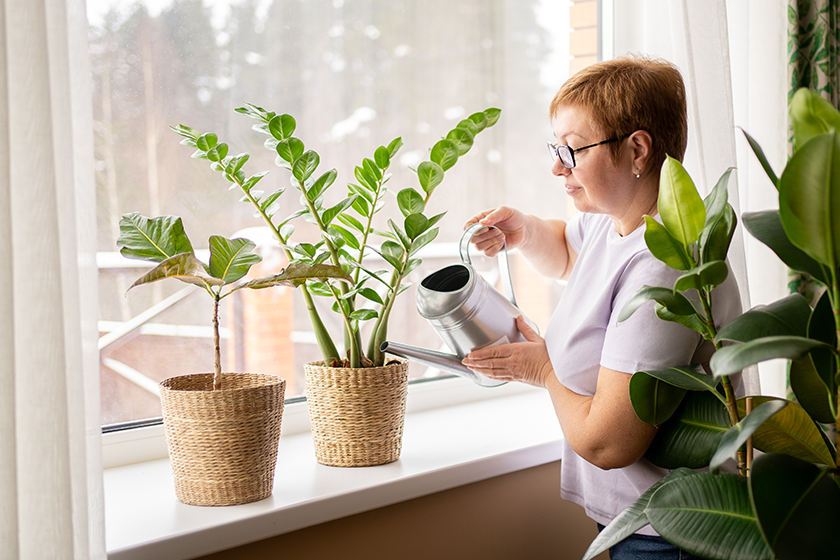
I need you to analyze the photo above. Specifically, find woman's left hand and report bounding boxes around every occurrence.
[461,316,554,387]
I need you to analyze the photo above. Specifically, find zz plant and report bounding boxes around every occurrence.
[170,105,500,369]
[116,214,350,391]
[584,88,840,560]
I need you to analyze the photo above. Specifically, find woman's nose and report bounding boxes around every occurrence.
[551,158,570,177]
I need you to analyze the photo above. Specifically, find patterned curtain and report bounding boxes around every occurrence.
[787,0,838,439]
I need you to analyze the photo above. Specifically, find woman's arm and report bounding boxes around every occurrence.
[462,316,656,470]
[465,206,578,280]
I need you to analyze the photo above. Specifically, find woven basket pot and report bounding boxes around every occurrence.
[305,358,409,467]
[159,372,286,506]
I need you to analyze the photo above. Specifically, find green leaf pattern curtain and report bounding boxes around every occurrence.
[787,0,837,440]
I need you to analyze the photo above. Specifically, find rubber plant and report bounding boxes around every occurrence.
[170,105,500,369]
[116,214,351,391]
[583,87,840,560]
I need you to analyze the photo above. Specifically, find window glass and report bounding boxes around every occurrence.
[91,0,595,427]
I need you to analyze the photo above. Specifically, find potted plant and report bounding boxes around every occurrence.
[583,87,840,560]
[117,213,350,505]
[170,105,500,466]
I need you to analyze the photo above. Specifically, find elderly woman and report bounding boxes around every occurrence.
[462,56,740,559]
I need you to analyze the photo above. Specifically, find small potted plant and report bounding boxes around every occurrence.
[170,105,500,466]
[584,87,840,559]
[117,212,350,505]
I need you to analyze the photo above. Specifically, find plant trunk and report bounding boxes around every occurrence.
[212,296,222,391]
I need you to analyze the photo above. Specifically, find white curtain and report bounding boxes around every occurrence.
[0,0,105,558]
[611,0,789,396]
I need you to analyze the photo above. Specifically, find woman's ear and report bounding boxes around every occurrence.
[628,130,653,176]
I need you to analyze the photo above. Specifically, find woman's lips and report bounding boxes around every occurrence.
[565,185,582,195]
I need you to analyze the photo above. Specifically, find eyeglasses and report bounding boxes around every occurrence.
[547,136,626,168]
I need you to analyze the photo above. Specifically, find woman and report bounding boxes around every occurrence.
[461,56,740,559]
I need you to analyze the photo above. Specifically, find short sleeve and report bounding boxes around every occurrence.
[565,212,587,254]
[600,252,702,374]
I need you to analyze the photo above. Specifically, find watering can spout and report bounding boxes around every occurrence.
[380,341,505,388]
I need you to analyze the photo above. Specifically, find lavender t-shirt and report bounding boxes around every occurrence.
[544,212,741,534]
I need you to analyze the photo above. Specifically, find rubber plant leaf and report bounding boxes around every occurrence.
[805,290,838,397]
[710,336,829,378]
[629,371,688,425]
[207,236,261,285]
[709,400,788,473]
[234,262,353,291]
[635,364,721,392]
[735,396,836,467]
[654,303,710,337]
[674,260,729,292]
[750,453,840,560]
[618,285,697,322]
[789,357,836,424]
[658,155,705,249]
[643,216,692,270]
[742,210,828,283]
[647,472,773,560]
[741,129,778,188]
[789,87,840,151]
[582,468,698,560]
[117,213,194,263]
[128,252,222,291]
[778,130,840,271]
[645,391,729,469]
[700,204,736,265]
[715,293,811,344]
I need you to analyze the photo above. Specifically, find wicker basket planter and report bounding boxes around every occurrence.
[305,358,409,467]
[159,372,286,506]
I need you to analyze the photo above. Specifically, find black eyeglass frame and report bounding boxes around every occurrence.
[547,134,629,168]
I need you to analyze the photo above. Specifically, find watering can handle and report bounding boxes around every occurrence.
[459,223,517,307]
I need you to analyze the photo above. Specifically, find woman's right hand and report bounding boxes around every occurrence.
[464,206,530,258]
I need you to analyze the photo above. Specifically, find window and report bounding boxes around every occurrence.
[91,0,599,428]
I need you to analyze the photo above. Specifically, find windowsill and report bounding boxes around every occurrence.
[104,382,564,560]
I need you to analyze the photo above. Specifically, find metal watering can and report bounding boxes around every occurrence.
[381,223,538,387]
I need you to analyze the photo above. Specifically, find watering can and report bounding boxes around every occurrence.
[381,223,538,387]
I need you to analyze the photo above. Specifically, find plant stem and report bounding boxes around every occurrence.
[370,266,406,366]
[328,282,359,367]
[367,268,399,360]
[212,292,222,391]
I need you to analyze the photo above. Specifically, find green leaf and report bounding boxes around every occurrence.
[170,124,199,142]
[654,303,710,337]
[710,336,829,377]
[446,127,475,156]
[128,252,222,291]
[741,129,779,188]
[674,260,729,292]
[658,156,706,248]
[292,150,319,182]
[750,453,840,560]
[268,113,296,141]
[387,137,403,157]
[388,219,411,250]
[715,294,811,343]
[618,285,697,322]
[350,308,378,321]
[376,241,404,270]
[430,139,459,171]
[699,169,737,263]
[645,391,729,469]
[643,216,693,270]
[241,171,269,193]
[629,371,688,425]
[260,188,285,212]
[647,472,773,560]
[308,169,337,202]
[789,357,836,424]
[351,196,371,217]
[207,236,262,284]
[117,213,194,263]
[637,364,721,392]
[374,145,390,169]
[456,118,479,134]
[404,213,429,240]
[206,143,228,163]
[483,107,501,127]
[789,87,840,151]
[805,291,838,401]
[736,396,836,466]
[235,262,353,290]
[331,224,360,250]
[397,188,425,217]
[276,137,305,163]
[709,400,788,473]
[742,210,827,283]
[468,111,489,132]
[779,130,840,270]
[362,157,382,181]
[196,132,218,151]
[336,213,365,234]
[409,226,439,256]
[321,195,358,226]
[358,287,384,305]
[417,161,444,193]
[582,468,699,560]
[354,164,377,190]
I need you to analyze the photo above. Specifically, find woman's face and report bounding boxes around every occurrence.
[551,105,638,221]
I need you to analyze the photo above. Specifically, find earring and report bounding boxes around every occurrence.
[634,168,641,179]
